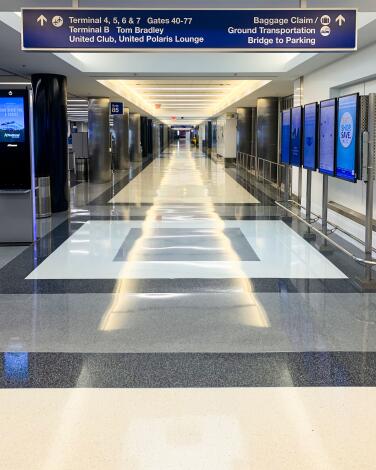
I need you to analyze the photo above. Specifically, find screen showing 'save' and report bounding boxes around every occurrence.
[336,94,358,182]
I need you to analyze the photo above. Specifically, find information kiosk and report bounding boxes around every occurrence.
[0,87,36,244]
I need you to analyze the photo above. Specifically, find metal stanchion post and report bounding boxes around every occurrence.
[304,170,316,240]
[283,164,290,203]
[298,166,302,204]
[356,95,376,290]
[364,94,376,285]
[319,174,333,253]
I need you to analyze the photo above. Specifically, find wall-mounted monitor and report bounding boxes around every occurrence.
[319,98,336,176]
[290,106,302,167]
[335,93,359,183]
[303,102,318,171]
[0,89,30,189]
[281,109,291,165]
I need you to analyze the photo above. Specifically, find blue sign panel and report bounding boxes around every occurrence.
[290,106,302,167]
[319,98,336,176]
[303,103,318,171]
[22,8,357,51]
[110,102,124,115]
[281,109,291,165]
[336,94,359,182]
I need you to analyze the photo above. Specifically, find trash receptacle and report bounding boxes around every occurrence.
[36,176,51,219]
[75,157,89,182]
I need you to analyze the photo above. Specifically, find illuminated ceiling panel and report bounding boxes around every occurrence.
[98,78,270,124]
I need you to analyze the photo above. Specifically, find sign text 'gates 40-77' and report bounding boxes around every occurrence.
[22,8,357,52]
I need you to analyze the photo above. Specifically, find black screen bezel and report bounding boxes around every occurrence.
[318,98,337,177]
[303,102,318,171]
[281,108,291,165]
[290,106,303,168]
[0,88,31,189]
[335,92,359,183]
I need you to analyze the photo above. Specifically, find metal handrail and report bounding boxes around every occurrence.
[237,151,376,266]
[285,199,376,255]
[275,200,376,267]
[236,152,285,189]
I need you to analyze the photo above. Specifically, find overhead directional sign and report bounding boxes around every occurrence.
[22,8,357,52]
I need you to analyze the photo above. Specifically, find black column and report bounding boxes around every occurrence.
[32,74,68,213]
[160,124,164,150]
[147,119,153,158]
[129,113,141,162]
[237,107,257,155]
[256,97,279,162]
[141,116,148,160]
[256,97,279,182]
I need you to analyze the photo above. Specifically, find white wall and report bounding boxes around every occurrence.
[294,42,376,247]
[216,115,237,159]
[199,123,206,151]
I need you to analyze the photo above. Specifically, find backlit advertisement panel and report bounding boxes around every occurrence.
[319,98,336,176]
[281,109,291,165]
[303,103,318,171]
[336,94,358,182]
[290,106,302,167]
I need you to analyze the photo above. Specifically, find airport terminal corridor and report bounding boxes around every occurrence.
[1,140,376,469]
[2,1,376,468]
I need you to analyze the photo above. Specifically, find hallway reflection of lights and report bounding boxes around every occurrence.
[99,143,270,331]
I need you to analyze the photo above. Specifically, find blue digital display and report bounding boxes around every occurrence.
[336,94,358,182]
[319,99,336,176]
[281,109,291,164]
[290,106,302,167]
[0,97,25,143]
[303,103,318,170]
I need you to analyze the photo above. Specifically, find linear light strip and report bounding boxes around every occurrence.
[143,94,224,97]
[134,87,230,91]
[149,99,218,102]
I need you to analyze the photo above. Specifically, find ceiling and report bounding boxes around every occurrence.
[0,5,376,124]
[97,79,274,124]
[0,1,375,11]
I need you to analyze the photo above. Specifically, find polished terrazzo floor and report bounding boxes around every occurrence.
[1,141,376,469]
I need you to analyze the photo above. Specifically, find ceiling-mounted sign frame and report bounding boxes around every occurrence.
[21,8,357,52]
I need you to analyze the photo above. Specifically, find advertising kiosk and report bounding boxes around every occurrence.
[0,86,36,244]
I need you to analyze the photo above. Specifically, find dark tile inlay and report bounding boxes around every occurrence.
[114,228,260,262]
[1,352,376,388]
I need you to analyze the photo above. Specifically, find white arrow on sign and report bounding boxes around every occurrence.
[336,14,346,26]
[37,15,47,26]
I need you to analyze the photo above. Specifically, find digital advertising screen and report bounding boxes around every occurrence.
[290,106,302,167]
[303,103,318,171]
[0,89,31,189]
[0,96,25,144]
[335,94,359,182]
[319,98,336,176]
[281,109,291,165]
